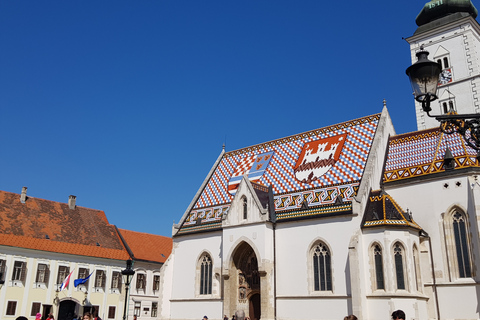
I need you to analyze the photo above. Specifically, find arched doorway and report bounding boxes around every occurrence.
[57,300,77,320]
[228,242,260,319]
[249,293,261,320]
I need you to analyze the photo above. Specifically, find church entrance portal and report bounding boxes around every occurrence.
[57,300,77,320]
[249,293,261,320]
[227,242,260,319]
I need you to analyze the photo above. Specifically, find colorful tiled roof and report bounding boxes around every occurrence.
[118,229,172,264]
[384,128,480,183]
[178,114,381,234]
[0,190,130,260]
[362,190,422,230]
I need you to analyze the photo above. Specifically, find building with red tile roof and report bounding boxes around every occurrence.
[0,187,171,320]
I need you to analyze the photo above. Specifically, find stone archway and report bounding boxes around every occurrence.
[225,241,260,319]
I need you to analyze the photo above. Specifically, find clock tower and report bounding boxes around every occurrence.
[406,0,480,130]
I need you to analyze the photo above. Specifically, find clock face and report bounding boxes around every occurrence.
[439,68,453,85]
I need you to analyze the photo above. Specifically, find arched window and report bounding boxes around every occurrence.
[373,244,385,290]
[393,242,406,290]
[452,211,472,278]
[243,197,247,220]
[443,57,449,69]
[312,243,332,291]
[199,255,212,295]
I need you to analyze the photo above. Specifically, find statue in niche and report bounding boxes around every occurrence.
[239,287,246,300]
[238,273,245,285]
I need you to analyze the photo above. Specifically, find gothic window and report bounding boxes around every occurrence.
[452,211,473,278]
[312,242,332,291]
[393,242,406,290]
[36,264,50,284]
[373,244,385,290]
[200,254,212,295]
[243,197,247,220]
[442,100,455,114]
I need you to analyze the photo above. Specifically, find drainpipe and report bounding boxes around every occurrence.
[420,230,440,320]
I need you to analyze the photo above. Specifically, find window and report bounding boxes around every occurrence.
[111,271,121,290]
[0,259,6,282]
[136,273,146,290]
[108,306,116,319]
[12,261,26,282]
[95,270,106,289]
[313,242,332,291]
[373,244,385,290]
[437,59,442,69]
[200,255,212,295]
[134,302,141,316]
[452,211,472,278]
[36,264,50,284]
[243,197,247,220]
[443,57,449,69]
[6,301,17,316]
[413,245,422,291]
[31,303,41,316]
[442,101,455,114]
[57,266,70,285]
[151,302,158,317]
[77,268,90,287]
[153,275,160,291]
[394,243,406,290]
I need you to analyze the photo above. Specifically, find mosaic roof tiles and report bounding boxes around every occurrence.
[384,128,480,183]
[193,114,380,211]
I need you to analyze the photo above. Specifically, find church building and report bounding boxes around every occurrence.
[160,1,480,320]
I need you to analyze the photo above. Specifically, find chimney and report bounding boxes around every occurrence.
[68,195,76,210]
[20,186,27,204]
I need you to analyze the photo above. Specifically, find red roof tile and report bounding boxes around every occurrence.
[119,229,172,264]
[0,190,130,260]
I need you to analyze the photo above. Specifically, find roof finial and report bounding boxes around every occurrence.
[383,99,387,108]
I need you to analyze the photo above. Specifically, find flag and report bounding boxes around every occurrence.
[74,272,93,287]
[60,270,74,291]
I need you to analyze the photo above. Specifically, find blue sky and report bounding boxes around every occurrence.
[1,0,429,237]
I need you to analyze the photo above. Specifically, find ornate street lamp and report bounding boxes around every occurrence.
[406,47,480,151]
[121,260,135,320]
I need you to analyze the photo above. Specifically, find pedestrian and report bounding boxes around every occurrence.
[83,313,93,320]
[36,313,42,320]
[392,310,405,320]
[203,316,208,320]
[133,316,137,320]
[224,315,228,320]
[344,315,357,320]
[48,313,55,320]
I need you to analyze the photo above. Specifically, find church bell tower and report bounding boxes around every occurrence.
[406,0,480,130]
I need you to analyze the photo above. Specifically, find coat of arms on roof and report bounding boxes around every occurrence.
[228,151,274,195]
[294,134,347,184]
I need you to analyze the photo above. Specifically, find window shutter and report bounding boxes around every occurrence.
[20,263,27,283]
[45,265,50,285]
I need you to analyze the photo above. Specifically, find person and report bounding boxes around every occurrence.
[203,316,208,320]
[47,313,55,320]
[392,310,406,320]
[224,315,228,320]
[344,315,357,320]
[36,313,42,320]
[133,316,137,320]
[83,313,93,320]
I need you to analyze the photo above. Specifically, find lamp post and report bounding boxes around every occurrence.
[406,46,480,152]
[121,259,135,320]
